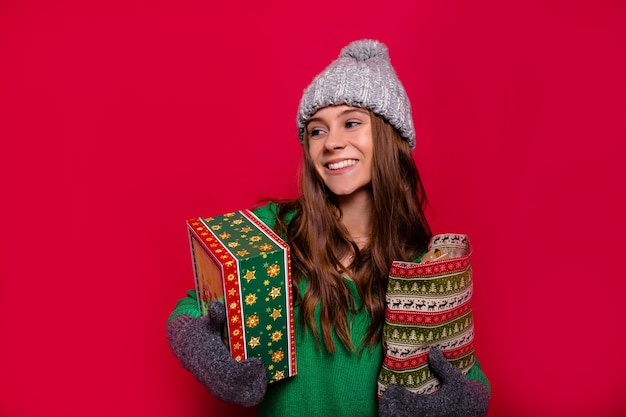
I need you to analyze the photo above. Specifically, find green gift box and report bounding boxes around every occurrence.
[187,210,297,383]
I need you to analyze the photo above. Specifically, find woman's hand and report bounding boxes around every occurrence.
[167,301,267,407]
[379,349,489,417]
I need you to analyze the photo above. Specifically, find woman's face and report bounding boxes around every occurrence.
[306,105,374,198]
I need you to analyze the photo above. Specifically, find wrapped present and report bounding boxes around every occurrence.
[187,210,297,383]
[378,233,475,396]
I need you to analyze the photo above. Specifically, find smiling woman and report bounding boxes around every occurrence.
[306,105,374,198]
[166,39,490,417]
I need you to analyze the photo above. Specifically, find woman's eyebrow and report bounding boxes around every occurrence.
[339,108,369,117]
[307,108,369,126]
[307,116,323,125]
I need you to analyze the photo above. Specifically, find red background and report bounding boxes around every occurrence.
[1,1,625,416]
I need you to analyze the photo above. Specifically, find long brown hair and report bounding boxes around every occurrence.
[274,112,431,353]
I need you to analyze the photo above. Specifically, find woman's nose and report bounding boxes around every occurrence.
[324,130,346,151]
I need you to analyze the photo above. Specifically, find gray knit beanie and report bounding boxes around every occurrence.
[297,39,415,149]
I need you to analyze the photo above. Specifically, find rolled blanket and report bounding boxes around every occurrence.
[378,233,475,397]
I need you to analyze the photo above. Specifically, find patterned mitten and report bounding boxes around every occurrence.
[378,348,489,417]
[167,300,267,407]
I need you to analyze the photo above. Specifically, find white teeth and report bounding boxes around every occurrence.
[327,160,357,170]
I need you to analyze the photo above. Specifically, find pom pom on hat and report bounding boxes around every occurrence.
[297,39,415,149]
[339,39,389,61]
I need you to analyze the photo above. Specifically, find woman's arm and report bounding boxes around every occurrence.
[465,357,491,397]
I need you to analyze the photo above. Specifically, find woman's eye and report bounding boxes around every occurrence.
[309,128,324,137]
[345,121,361,128]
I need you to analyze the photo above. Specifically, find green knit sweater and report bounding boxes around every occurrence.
[168,203,490,417]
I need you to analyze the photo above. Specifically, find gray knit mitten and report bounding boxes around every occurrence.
[167,301,267,407]
[378,349,489,417]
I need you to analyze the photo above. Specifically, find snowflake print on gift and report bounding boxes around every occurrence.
[245,294,258,305]
[246,315,260,328]
[271,350,285,363]
[267,264,281,278]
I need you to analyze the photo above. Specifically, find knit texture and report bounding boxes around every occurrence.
[297,39,416,148]
[166,300,267,407]
[378,349,490,417]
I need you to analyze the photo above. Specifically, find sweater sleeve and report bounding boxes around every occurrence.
[166,289,202,328]
[252,202,279,230]
[465,358,491,397]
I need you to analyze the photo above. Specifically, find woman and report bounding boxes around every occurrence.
[167,39,490,417]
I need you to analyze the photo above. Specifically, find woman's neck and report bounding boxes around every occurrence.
[336,188,373,247]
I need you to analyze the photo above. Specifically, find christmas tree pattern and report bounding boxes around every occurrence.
[378,233,475,396]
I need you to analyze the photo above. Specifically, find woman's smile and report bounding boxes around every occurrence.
[325,158,359,172]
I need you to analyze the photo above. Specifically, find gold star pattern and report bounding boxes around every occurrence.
[273,370,285,381]
[241,226,252,233]
[245,294,258,306]
[228,289,236,296]
[271,330,283,342]
[249,236,262,242]
[263,280,270,286]
[227,273,235,281]
[270,308,282,320]
[268,287,281,299]
[244,270,256,283]
[259,243,273,251]
[237,250,249,257]
[248,337,261,349]
[219,232,231,239]
[227,241,239,248]
[211,225,221,230]
[231,315,239,323]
